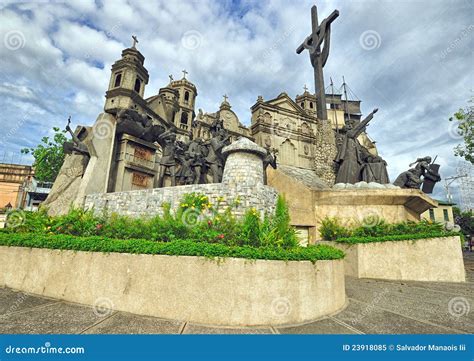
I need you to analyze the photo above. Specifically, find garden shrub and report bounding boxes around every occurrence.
[7,193,299,249]
[320,215,459,243]
[320,217,352,241]
[0,232,344,262]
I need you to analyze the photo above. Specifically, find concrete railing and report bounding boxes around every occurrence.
[0,246,346,326]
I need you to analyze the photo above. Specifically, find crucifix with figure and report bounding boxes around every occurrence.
[297,5,339,120]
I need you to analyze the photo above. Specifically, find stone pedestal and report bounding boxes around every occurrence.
[222,137,267,187]
[108,134,160,192]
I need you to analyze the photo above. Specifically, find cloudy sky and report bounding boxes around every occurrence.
[0,0,472,202]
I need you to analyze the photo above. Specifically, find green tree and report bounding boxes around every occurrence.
[449,97,474,164]
[21,127,67,182]
[453,207,474,238]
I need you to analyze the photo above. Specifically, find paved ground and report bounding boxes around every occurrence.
[1,253,472,334]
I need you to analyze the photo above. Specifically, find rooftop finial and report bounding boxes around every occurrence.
[182,69,188,79]
[303,84,308,92]
[132,35,139,48]
[168,74,174,82]
[223,94,228,103]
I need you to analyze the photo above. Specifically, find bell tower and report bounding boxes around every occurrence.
[170,70,197,130]
[295,85,317,117]
[104,36,149,114]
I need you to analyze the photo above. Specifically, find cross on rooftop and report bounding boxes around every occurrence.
[132,35,139,48]
[223,94,228,102]
[182,69,188,79]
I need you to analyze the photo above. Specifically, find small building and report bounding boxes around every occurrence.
[0,163,34,209]
[17,176,53,211]
[421,199,456,224]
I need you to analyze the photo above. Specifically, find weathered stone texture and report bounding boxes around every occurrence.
[85,183,277,219]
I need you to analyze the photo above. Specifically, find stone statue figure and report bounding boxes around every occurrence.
[116,108,165,143]
[177,152,195,185]
[334,108,378,184]
[205,128,230,183]
[360,149,390,184]
[188,138,207,184]
[156,127,178,187]
[393,156,441,192]
[210,117,224,136]
[263,147,278,185]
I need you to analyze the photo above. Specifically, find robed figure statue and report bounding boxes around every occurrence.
[334,108,378,184]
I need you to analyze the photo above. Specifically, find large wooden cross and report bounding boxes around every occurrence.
[297,5,339,120]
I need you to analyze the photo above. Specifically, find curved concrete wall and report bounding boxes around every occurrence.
[321,236,465,282]
[0,246,346,326]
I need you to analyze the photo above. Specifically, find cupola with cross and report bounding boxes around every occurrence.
[295,84,317,116]
[169,69,198,130]
[104,35,150,114]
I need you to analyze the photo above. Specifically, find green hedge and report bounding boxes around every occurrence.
[0,232,344,262]
[334,232,458,244]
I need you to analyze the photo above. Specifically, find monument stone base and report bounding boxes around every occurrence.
[267,167,438,243]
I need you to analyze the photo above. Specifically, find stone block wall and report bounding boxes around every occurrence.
[84,183,277,219]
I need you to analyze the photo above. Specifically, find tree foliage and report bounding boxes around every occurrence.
[21,127,67,182]
[450,97,474,164]
[453,207,474,237]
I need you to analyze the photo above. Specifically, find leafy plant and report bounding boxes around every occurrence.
[11,193,300,250]
[320,217,352,241]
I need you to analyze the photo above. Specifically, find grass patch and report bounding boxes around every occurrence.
[0,232,344,262]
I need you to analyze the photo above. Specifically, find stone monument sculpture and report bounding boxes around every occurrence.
[334,108,378,184]
[187,138,207,184]
[360,150,390,184]
[393,156,441,193]
[204,128,231,183]
[41,117,92,214]
[156,127,178,187]
[116,108,165,143]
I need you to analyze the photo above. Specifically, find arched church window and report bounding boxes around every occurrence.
[134,78,142,93]
[310,102,314,109]
[184,91,190,102]
[301,102,304,109]
[181,112,189,125]
[114,73,122,87]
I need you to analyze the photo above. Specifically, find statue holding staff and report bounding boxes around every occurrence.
[334,108,378,184]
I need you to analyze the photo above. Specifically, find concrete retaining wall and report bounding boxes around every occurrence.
[0,246,346,326]
[321,236,465,282]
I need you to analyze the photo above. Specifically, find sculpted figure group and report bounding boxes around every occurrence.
[333,109,440,193]
[115,108,231,187]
